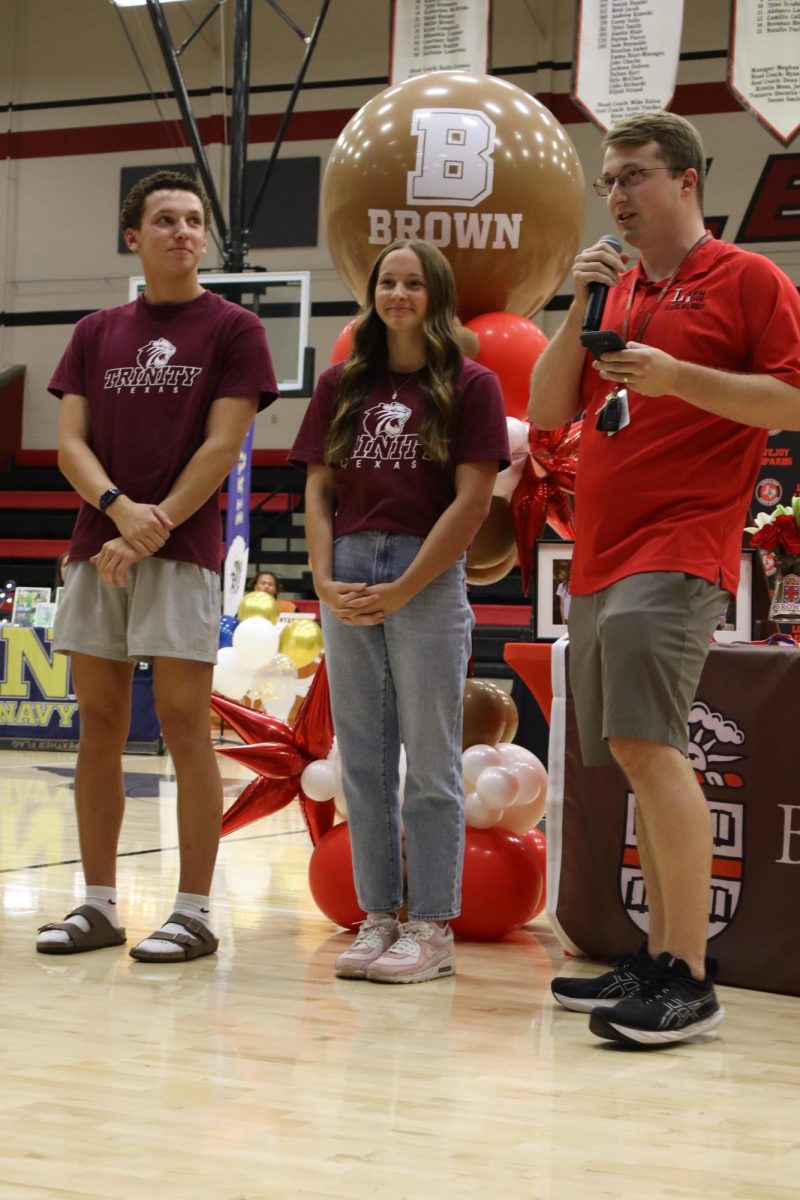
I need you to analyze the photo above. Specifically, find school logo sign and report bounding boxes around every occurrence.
[621,701,746,940]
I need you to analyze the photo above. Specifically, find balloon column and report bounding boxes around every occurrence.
[213,592,324,720]
[323,69,585,589]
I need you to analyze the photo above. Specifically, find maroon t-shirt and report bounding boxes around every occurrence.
[290,358,509,537]
[49,290,278,572]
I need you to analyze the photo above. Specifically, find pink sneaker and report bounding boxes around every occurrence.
[366,921,456,984]
[334,916,400,979]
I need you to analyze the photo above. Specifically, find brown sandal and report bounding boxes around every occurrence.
[129,912,219,963]
[37,905,127,955]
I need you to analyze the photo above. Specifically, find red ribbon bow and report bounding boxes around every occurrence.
[511,420,581,593]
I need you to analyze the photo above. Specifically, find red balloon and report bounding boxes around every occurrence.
[216,740,306,779]
[465,312,549,420]
[523,826,547,919]
[308,822,366,930]
[330,319,356,365]
[451,827,543,940]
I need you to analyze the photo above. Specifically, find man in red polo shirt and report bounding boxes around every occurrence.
[529,112,800,1047]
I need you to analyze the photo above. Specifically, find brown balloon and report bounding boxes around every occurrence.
[466,495,516,571]
[466,543,518,587]
[322,71,585,322]
[463,678,518,749]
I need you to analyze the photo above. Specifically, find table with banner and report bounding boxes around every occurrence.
[0,624,161,753]
[504,638,800,997]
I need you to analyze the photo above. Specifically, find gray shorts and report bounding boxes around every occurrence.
[567,571,728,766]
[53,558,221,664]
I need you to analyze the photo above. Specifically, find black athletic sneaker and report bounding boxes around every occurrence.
[589,952,726,1047]
[551,945,654,1013]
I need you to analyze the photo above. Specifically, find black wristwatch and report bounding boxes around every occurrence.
[99,487,123,514]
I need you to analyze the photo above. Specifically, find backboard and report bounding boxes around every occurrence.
[128,271,313,396]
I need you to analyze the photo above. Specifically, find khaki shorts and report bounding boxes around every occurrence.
[567,571,728,766]
[53,558,221,664]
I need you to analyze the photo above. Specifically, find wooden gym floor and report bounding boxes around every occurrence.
[0,749,798,1200]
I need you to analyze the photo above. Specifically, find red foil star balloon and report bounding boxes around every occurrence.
[511,419,581,592]
[212,657,335,845]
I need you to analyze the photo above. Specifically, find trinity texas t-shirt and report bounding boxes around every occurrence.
[49,290,278,573]
[290,357,510,538]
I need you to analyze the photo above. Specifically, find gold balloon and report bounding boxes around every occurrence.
[237,591,279,623]
[322,70,585,321]
[279,619,324,669]
[462,679,518,750]
[466,496,516,571]
[466,544,518,587]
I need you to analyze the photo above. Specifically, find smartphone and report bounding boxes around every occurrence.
[580,329,627,358]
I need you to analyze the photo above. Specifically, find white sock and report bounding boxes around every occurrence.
[132,891,213,958]
[37,886,121,948]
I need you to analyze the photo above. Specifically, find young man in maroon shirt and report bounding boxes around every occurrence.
[530,113,800,1046]
[38,172,277,962]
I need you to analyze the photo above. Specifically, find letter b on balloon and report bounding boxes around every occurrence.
[407,109,495,207]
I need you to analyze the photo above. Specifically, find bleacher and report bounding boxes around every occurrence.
[0,448,531,675]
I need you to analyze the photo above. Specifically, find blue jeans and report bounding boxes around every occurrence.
[321,532,474,921]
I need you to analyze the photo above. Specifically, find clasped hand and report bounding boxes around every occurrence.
[111,498,173,555]
[318,578,412,625]
[91,537,142,588]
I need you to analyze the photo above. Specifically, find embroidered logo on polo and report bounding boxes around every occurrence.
[103,338,203,393]
[664,287,706,311]
[345,402,422,470]
[621,701,746,941]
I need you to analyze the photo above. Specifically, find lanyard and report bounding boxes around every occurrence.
[621,232,711,344]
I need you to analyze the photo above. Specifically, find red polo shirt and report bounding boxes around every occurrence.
[571,238,800,596]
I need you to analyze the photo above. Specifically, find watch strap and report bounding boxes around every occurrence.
[99,487,122,513]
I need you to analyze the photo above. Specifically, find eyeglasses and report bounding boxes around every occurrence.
[592,166,687,198]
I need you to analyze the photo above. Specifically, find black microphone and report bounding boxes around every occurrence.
[582,234,623,332]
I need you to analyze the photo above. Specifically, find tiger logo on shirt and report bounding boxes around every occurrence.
[348,401,419,468]
[136,338,177,369]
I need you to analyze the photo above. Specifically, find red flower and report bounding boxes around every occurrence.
[774,514,800,555]
[751,522,781,551]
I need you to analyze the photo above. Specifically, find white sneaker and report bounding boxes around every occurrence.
[366,921,456,984]
[334,916,400,979]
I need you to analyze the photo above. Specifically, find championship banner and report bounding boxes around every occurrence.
[728,0,800,146]
[572,0,684,131]
[546,638,800,996]
[390,0,491,84]
[222,422,254,618]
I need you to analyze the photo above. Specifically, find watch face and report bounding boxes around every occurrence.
[100,488,120,512]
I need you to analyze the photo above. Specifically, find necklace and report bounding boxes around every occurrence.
[387,369,418,401]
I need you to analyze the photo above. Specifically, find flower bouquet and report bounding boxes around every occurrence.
[746,497,800,621]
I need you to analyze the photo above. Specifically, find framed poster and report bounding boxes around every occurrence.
[11,587,52,628]
[534,542,574,640]
[713,550,754,643]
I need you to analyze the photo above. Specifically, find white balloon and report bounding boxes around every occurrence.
[232,616,280,669]
[506,759,547,807]
[464,790,501,830]
[212,647,254,699]
[475,765,519,812]
[495,743,536,767]
[261,690,296,720]
[506,416,530,456]
[499,792,546,835]
[300,759,337,803]
[492,458,525,501]
[462,743,503,789]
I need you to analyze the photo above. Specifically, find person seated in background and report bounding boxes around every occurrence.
[251,569,297,612]
[54,551,69,589]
